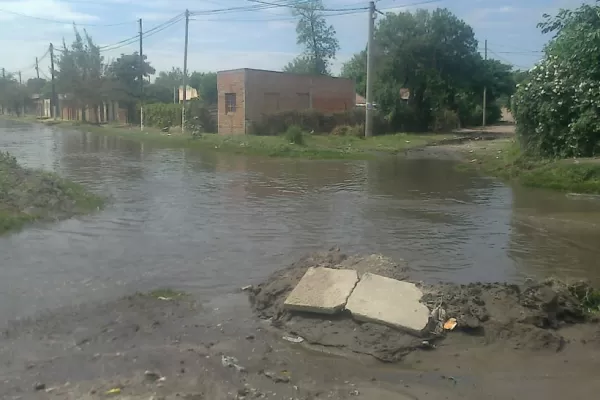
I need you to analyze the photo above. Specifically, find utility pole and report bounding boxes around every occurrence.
[139,18,144,130]
[182,9,190,134]
[2,68,4,79]
[35,57,40,79]
[18,71,24,116]
[482,39,487,127]
[365,1,376,137]
[50,43,57,119]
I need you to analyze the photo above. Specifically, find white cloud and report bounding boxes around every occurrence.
[0,0,99,22]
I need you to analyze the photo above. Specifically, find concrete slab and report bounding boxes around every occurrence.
[345,273,430,335]
[284,267,359,314]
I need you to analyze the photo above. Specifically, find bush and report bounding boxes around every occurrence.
[284,125,305,145]
[513,4,600,158]
[432,109,460,132]
[141,101,216,133]
[248,109,390,136]
[330,124,365,137]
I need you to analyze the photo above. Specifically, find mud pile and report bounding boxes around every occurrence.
[249,249,599,362]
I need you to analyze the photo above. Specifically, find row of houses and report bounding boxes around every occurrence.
[33,68,366,134]
[33,94,129,124]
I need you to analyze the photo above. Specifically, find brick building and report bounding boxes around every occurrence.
[217,68,355,134]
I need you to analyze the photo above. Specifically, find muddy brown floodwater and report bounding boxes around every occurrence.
[1,119,600,399]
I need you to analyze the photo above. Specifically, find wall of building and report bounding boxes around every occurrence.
[217,70,246,134]
[216,68,355,135]
[243,69,355,130]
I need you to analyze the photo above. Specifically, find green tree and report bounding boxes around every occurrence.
[56,27,106,121]
[290,0,339,75]
[283,55,313,74]
[26,78,47,94]
[154,67,183,91]
[0,74,30,115]
[105,52,155,122]
[513,2,600,157]
[106,52,155,102]
[339,50,366,95]
[189,71,217,105]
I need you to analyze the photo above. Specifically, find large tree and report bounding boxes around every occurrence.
[106,52,155,103]
[189,71,217,105]
[283,55,313,74]
[290,0,339,75]
[56,27,106,121]
[341,8,514,131]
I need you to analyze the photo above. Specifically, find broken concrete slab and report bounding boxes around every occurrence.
[284,267,359,314]
[345,273,430,335]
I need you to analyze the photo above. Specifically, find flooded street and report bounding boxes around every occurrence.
[1,119,600,322]
[2,120,600,400]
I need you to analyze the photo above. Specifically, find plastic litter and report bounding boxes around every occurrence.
[105,388,121,395]
[282,335,304,344]
[444,318,458,330]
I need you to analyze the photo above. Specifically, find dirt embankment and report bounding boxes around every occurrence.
[0,151,103,233]
[249,248,600,362]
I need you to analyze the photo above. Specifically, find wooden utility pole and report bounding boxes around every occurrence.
[482,39,487,127]
[365,1,375,137]
[18,71,21,84]
[2,68,5,79]
[50,43,57,119]
[139,18,144,130]
[18,71,24,116]
[182,9,190,133]
[35,57,40,79]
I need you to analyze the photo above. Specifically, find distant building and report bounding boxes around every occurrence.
[179,85,199,102]
[216,68,355,134]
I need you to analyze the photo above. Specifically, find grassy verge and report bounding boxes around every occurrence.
[0,151,104,235]
[457,138,600,194]
[2,116,454,160]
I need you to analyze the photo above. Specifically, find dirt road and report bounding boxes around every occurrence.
[2,250,600,400]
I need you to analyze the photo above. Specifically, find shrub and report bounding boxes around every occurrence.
[331,125,351,136]
[432,109,460,132]
[513,3,600,158]
[141,101,216,133]
[284,125,305,145]
[248,109,390,136]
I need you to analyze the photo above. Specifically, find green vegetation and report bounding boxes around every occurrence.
[34,119,449,159]
[143,288,188,300]
[513,2,600,158]
[459,139,600,194]
[283,0,339,75]
[340,8,516,132]
[0,151,103,235]
[284,125,305,145]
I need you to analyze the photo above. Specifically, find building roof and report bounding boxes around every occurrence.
[217,67,352,81]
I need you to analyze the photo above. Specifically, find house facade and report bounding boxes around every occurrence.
[217,68,355,134]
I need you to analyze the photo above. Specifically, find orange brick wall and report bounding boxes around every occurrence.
[217,70,246,134]
[217,69,355,134]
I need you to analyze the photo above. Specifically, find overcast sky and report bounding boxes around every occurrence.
[0,0,588,80]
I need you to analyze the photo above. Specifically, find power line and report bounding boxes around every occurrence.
[0,8,134,26]
[99,13,185,52]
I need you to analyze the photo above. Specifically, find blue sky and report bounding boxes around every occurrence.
[0,0,589,80]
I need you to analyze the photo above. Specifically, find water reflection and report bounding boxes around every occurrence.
[1,119,600,323]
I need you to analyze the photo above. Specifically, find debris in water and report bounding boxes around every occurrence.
[33,382,46,391]
[144,370,161,382]
[443,318,458,331]
[157,296,171,301]
[221,355,246,373]
[105,387,121,395]
[241,285,253,291]
[263,370,291,383]
[282,335,304,343]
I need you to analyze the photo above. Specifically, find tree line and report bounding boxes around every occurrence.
[2,0,523,133]
[0,28,217,121]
